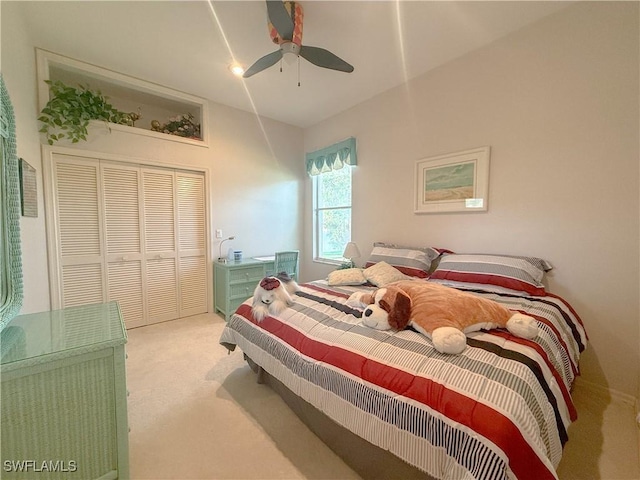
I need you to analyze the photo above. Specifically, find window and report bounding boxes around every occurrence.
[306,137,356,264]
[313,166,352,262]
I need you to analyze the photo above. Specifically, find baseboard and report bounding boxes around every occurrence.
[573,376,638,408]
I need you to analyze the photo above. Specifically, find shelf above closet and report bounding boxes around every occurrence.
[36,48,209,147]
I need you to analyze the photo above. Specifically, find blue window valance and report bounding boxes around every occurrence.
[306,137,356,176]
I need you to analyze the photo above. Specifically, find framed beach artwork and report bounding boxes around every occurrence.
[414,146,490,214]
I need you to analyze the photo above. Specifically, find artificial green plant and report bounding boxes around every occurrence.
[38,80,133,145]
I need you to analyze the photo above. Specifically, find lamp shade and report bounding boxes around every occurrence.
[343,242,361,260]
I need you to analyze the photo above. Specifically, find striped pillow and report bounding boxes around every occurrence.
[430,254,552,295]
[365,243,440,278]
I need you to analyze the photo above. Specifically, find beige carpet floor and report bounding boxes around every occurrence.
[126,313,640,480]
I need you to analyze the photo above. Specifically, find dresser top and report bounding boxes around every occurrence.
[215,257,274,268]
[1,301,126,367]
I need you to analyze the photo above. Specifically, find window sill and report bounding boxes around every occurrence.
[313,257,343,267]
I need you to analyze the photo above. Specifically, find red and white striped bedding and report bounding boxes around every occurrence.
[220,279,587,480]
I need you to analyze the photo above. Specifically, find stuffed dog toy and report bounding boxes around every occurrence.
[251,272,299,321]
[348,280,538,354]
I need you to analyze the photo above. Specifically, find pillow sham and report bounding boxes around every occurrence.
[363,261,407,286]
[429,254,551,296]
[365,242,440,278]
[327,268,367,286]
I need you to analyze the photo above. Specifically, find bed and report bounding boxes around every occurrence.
[219,246,587,480]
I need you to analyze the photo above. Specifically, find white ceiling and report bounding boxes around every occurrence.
[18,1,571,128]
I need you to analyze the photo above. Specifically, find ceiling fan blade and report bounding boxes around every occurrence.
[243,50,284,78]
[266,0,294,41]
[299,45,354,73]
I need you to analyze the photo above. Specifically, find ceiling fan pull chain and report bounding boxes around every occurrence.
[298,56,301,87]
[280,57,283,73]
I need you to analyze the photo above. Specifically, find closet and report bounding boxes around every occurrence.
[48,153,207,329]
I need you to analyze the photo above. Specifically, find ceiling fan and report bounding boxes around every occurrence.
[243,0,354,79]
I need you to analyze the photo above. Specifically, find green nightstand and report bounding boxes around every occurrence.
[0,302,129,479]
[214,258,274,320]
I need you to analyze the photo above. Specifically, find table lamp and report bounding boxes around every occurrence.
[342,242,361,268]
[218,236,235,262]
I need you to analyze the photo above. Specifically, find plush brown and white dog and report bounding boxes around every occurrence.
[348,280,538,354]
[251,272,299,321]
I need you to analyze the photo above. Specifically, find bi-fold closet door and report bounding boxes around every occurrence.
[49,153,207,329]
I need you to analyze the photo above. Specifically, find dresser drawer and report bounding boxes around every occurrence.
[229,266,264,284]
[229,296,251,313]
[214,259,274,321]
[229,282,257,300]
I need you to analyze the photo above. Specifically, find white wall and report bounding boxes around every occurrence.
[304,2,639,398]
[1,3,48,314]
[1,2,304,315]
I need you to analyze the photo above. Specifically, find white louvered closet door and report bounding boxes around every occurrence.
[142,168,180,324]
[51,155,208,328]
[102,164,146,328]
[54,157,106,307]
[177,172,207,317]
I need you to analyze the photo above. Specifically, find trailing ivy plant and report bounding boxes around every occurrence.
[38,80,132,145]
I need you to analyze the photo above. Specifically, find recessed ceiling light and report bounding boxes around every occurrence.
[229,64,245,77]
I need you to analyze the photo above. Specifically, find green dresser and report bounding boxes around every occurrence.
[214,258,274,320]
[0,302,129,480]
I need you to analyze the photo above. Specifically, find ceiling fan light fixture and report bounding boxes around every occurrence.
[280,42,299,55]
[229,64,245,77]
[243,0,354,80]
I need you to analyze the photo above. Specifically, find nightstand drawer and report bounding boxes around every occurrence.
[229,266,264,283]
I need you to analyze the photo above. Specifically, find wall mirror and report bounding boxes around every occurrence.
[0,75,24,329]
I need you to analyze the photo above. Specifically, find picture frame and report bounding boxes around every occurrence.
[414,146,490,214]
[19,158,38,217]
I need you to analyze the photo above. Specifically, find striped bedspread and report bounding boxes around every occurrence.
[219,280,587,480]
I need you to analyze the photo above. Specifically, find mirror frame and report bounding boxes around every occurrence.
[0,75,24,328]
